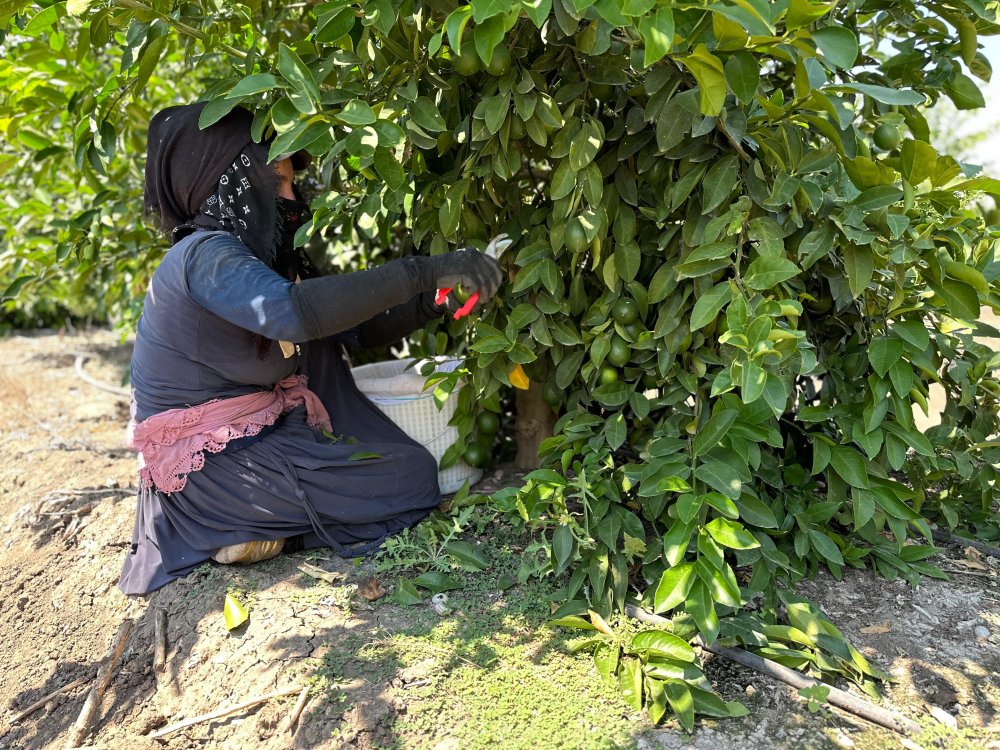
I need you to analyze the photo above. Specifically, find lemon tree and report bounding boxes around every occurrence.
[4,0,1000,728]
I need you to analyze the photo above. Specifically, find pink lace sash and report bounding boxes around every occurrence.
[128,375,331,494]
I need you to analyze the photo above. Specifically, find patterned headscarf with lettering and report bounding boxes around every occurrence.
[185,140,284,269]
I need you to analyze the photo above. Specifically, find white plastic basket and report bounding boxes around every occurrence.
[350,358,482,495]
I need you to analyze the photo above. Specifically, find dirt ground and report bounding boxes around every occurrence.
[0,329,998,750]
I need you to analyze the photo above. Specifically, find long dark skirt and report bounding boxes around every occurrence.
[118,340,441,595]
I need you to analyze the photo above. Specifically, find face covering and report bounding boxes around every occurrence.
[274,196,317,281]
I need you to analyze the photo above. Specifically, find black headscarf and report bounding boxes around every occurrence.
[144,102,315,278]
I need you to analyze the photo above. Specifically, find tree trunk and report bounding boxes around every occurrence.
[514,381,556,469]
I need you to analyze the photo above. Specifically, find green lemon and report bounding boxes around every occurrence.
[464,443,489,468]
[607,335,631,367]
[598,366,619,386]
[476,411,500,436]
[804,292,833,314]
[622,320,643,339]
[485,45,511,76]
[612,298,639,325]
[590,82,614,100]
[873,123,901,151]
[454,41,482,76]
[564,218,588,254]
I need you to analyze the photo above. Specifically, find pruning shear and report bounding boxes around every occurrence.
[435,233,514,319]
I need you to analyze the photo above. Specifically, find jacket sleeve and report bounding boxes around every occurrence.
[354,292,444,349]
[184,233,436,343]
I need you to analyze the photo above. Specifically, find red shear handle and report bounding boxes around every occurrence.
[435,288,481,319]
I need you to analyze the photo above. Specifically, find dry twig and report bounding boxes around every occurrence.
[66,620,134,748]
[153,609,168,673]
[8,676,89,725]
[288,685,310,733]
[148,686,301,739]
[931,530,1000,560]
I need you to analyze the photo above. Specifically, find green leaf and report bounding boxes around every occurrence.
[349,451,384,460]
[411,571,463,593]
[373,148,406,190]
[228,73,283,98]
[852,488,875,529]
[677,493,704,524]
[707,1,773,35]
[830,83,924,105]
[934,279,980,320]
[808,529,844,566]
[786,0,837,30]
[696,460,743,500]
[569,119,603,170]
[646,677,668,725]
[619,658,644,712]
[829,445,869,488]
[811,27,858,69]
[740,360,767,404]
[852,186,903,211]
[892,319,929,352]
[392,577,424,605]
[705,518,760,549]
[439,180,468,237]
[693,409,738,456]
[945,72,986,110]
[198,97,245,129]
[654,563,696,612]
[871,487,920,520]
[474,13,509,64]
[690,282,733,330]
[843,244,874,298]
[631,630,696,662]
[277,44,321,114]
[724,51,759,104]
[552,524,575,575]
[337,100,377,126]
[550,615,597,630]
[2,275,35,301]
[316,7,357,42]
[702,155,740,213]
[678,44,727,116]
[663,680,695,732]
[446,5,474,49]
[868,337,904,378]
[411,96,447,132]
[733,494,779,528]
[638,7,674,68]
[899,140,938,185]
[472,0,514,22]
[744,256,800,290]
[687,579,720,643]
[656,93,695,152]
[446,540,490,570]
[550,160,576,200]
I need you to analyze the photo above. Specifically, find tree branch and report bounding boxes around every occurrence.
[113,0,248,60]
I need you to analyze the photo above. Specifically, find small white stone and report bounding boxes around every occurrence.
[834,730,855,748]
[975,625,991,639]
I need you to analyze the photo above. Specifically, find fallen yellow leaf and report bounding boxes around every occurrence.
[224,593,249,630]
[510,364,530,390]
